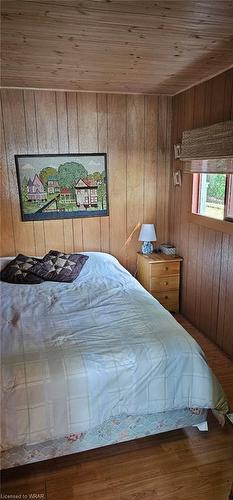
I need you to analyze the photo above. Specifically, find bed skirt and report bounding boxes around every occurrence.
[1,408,207,469]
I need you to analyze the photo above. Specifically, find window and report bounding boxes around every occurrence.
[192,173,233,222]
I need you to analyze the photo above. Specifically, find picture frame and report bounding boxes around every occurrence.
[15,153,109,221]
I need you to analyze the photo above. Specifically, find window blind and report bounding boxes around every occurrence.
[180,120,233,173]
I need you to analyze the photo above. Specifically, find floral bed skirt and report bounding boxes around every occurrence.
[1,408,207,469]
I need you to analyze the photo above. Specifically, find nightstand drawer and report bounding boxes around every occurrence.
[152,290,179,305]
[151,261,180,277]
[151,275,179,291]
[162,302,179,313]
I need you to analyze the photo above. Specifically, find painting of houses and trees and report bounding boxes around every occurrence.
[15,154,108,221]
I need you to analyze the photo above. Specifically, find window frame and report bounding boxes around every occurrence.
[189,174,233,236]
[192,172,233,224]
[224,174,233,223]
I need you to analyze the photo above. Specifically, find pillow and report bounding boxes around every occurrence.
[30,250,89,283]
[0,257,16,272]
[0,254,44,284]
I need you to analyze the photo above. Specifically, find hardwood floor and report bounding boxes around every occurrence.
[1,315,233,500]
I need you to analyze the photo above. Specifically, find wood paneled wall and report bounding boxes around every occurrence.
[170,68,233,358]
[0,89,172,274]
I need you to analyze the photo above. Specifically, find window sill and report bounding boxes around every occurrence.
[189,213,233,235]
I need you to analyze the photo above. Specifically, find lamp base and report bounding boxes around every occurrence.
[141,241,154,255]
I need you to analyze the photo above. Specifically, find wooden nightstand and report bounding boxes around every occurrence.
[137,252,183,313]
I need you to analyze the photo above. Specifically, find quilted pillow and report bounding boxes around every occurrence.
[0,254,44,284]
[30,250,89,283]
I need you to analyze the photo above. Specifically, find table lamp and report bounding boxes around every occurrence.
[139,224,157,255]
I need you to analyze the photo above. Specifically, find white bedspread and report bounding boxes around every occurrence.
[0,252,228,451]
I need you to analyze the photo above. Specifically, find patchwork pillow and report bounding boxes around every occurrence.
[30,250,89,283]
[0,255,44,284]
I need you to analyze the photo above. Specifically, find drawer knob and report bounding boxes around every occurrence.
[165,266,169,271]
[165,295,168,299]
[164,281,168,286]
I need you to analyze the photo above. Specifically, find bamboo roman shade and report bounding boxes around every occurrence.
[180,120,233,173]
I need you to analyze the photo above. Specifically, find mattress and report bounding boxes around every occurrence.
[0,252,228,459]
[1,409,207,469]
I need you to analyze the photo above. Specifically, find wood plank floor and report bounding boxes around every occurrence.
[1,315,233,500]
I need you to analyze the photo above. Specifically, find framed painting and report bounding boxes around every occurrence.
[15,153,109,221]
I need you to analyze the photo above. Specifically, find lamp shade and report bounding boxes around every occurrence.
[139,224,157,242]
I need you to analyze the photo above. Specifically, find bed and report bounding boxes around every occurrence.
[0,252,228,469]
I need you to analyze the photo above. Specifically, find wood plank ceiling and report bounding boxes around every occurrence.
[2,0,233,95]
